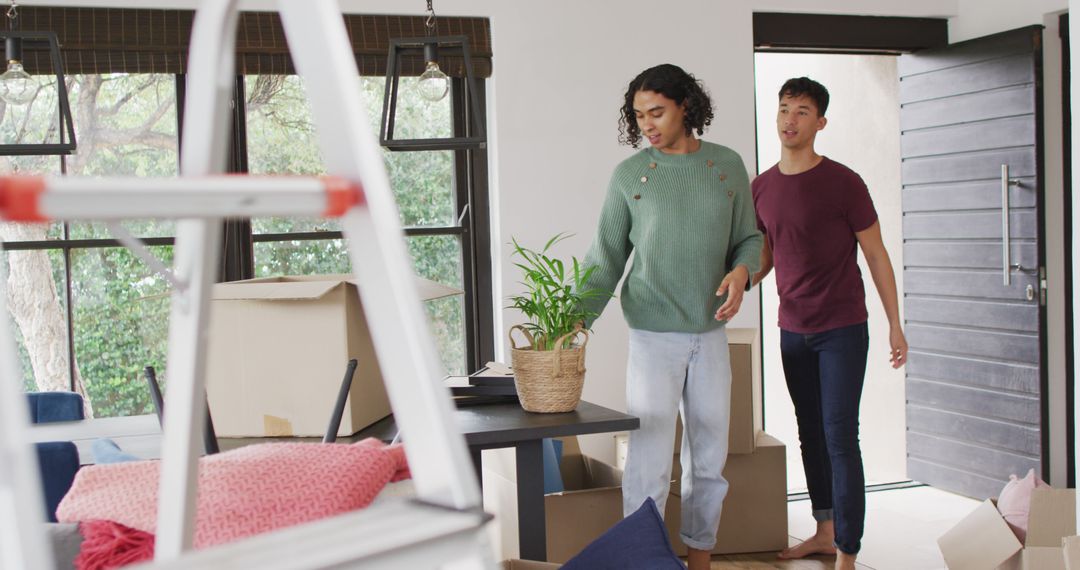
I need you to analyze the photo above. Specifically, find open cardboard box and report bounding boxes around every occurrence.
[484,436,624,563]
[1064,535,1080,569]
[938,488,1076,570]
[485,432,787,563]
[206,274,461,438]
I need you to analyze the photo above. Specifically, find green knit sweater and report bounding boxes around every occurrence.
[581,141,763,333]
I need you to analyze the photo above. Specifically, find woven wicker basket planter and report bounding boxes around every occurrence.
[509,325,589,413]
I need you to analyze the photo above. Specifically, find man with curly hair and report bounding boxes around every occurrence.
[752,77,908,570]
[579,63,763,570]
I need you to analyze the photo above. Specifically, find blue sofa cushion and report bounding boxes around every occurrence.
[35,442,80,522]
[27,391,84,423]
[562,497,685,570]
[27,391,85,522]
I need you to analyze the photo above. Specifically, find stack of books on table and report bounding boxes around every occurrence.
[445,362,518,404]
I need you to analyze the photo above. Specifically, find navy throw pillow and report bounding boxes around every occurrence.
[562,497,685,570]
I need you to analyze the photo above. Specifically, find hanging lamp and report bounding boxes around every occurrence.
[379,0,485,151]
[0,0,75,155]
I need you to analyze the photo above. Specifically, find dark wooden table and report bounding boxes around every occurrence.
[356,400,639,561]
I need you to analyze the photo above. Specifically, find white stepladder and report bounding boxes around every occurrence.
[0,1,493,569]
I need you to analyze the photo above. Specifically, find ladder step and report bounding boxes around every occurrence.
[135,498,491,569]
[0,175,364,222]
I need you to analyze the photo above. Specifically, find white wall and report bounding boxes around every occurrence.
[755,53,907,490]
[952,0,1067,41]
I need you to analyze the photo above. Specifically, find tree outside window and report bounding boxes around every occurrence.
[4,71,472,417]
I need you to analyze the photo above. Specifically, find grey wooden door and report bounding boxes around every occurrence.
[900,26,1046,500]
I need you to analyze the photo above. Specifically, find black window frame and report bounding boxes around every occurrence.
[5,71,494,396]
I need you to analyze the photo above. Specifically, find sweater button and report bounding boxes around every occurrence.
[649,162,657,169]
[727,191,734,198]
[706,160,714,168]
[719,173,727,181]
[640,176,648,183]
[633,194,641,200]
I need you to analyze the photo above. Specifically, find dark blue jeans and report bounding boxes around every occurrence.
[780,322,869,555]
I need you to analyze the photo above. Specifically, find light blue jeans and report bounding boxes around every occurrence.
[622,326,732,551]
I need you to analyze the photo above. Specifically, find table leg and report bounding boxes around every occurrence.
[516,439,546,561]
[470,446,483,494]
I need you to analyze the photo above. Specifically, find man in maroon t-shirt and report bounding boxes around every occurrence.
[751,77,908,570]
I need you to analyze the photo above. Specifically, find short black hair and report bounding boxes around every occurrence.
[618,64,714,148]
[778,77,829,116]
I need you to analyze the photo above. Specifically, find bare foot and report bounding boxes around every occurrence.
[686,547,711,570]
[836,551,857,570]
[777,533,837,560]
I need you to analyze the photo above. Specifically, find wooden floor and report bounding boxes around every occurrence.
[699,538,872,569]
[696,486,979,569]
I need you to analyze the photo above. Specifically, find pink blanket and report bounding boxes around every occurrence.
[57,439,410,552]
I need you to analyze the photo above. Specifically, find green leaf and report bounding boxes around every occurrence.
[506,233,613,351]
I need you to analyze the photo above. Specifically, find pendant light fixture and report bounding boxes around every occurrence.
[0,0,76,155]
[0,1,35,106]
[379,0,486,151]
[416,0,448,102]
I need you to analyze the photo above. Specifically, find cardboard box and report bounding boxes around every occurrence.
[1064,535,1080,570]
[938,499,1023,570]
[485,437,624,563]
[727,328,763,455]
[500,561,561,569]
[206,274,460,437]
[666,432,788,556]
[1023,547,1066,570]
[486,432,787,563]
[612,327,763,467]
[1027,489,1076,547]
[939,488,1076,570]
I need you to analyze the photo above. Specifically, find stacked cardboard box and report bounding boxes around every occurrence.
[484,328,788,563]
[614,327,764,464]
[939,488,1077,570]
[615,328,786,556]
[666,328,785,556]
[205,274,460,438]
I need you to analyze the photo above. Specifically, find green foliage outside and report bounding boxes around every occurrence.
[69,75,178,417]
[8,72,469,417]
[245,75,465,375]
[73,246,174,416]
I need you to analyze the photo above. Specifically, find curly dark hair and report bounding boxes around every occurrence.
[778,77,829,116]
[618,64,714,148]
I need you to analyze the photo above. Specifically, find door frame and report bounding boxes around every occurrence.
[752,13,1062,486]
[1061,11,1075,487]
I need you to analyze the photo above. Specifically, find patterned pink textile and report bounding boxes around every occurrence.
[57,439,410,550]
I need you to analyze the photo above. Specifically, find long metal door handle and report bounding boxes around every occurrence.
[1002,164,1012,286]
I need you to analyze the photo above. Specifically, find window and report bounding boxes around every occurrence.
[242,74,469,375]
[2,73,178,418]
[5,70,492,417]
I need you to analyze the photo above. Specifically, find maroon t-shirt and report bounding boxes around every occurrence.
[752,157,878,334]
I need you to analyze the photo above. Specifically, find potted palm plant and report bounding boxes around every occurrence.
[507,234,610,413]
